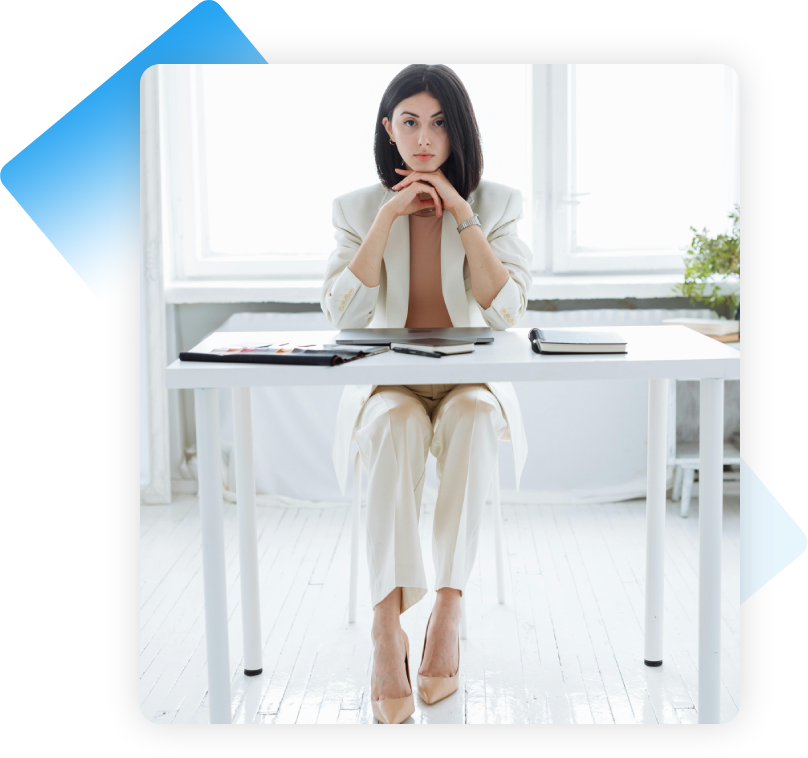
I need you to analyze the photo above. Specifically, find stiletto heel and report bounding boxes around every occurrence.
[417,611,460,704]
[371,629,415,724]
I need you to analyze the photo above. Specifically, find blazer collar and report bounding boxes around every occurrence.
[378,185,476,327]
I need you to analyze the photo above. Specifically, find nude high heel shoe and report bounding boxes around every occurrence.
[416,611,460,704]
[371,629,415,724]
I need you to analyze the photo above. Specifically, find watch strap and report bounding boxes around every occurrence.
[456,213,481,233]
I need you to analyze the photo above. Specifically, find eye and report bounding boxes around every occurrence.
[403,119,416,127]
[434,119,445,127]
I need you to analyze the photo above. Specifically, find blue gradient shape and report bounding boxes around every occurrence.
[741,458,807,602]
[0,1,265,294]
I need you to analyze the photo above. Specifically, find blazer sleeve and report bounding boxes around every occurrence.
[477,189,533,330]
[320,197,381,328]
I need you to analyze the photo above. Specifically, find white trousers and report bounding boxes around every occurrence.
[354,383,508,615]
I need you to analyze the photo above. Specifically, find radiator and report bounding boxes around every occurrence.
[522,308,716,328]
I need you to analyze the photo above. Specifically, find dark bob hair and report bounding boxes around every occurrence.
[374,64,483,201]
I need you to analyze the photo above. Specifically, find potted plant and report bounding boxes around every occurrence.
[673,204,740,321]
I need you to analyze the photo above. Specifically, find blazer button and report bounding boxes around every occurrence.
[500,307,507,315]
[338,305,344,312]
[348,287,354,295]
[360,396,366,404]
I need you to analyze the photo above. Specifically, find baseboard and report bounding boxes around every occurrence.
[162,475,742,507]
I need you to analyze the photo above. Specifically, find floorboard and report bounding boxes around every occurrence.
[140,491,741,724]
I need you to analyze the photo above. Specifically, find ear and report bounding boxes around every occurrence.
[382,116,392,139]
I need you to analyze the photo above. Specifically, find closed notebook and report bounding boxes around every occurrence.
[390,340,475,355]
[529,328,627,354]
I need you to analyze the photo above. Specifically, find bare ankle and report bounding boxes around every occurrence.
[372,588,404,639]
[434,588,462,611]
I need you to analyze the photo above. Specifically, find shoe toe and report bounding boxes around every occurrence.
[417,673,459,704]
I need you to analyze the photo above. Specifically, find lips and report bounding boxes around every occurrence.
[415,153,433,161]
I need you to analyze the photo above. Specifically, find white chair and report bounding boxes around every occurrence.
[671,441,741,517]
[348,447,507,639]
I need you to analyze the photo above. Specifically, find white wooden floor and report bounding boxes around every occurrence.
[140,491,740,724]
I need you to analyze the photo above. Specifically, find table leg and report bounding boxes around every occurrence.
[698,378,724,724]
[194,388,232,724]
[492,463,506,605]
[232,387,263,676]
[349,450,361,623]
[644,378,668,667]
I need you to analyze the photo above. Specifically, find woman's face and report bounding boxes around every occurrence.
[383,91,451,173]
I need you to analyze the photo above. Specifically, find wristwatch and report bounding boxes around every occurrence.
[456,213,481,233]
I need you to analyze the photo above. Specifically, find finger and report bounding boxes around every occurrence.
[410,176,444,209]
[409,181,442,207]
[408,173,440,192]
[395,168,413,175]
[432,187,443,217]
[392,174,416,190]
[409,181,437,213]
[422,184,443,216]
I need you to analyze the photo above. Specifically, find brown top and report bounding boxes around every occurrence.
[404,209,454,328]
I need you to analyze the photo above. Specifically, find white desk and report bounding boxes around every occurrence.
[166,325,740,724]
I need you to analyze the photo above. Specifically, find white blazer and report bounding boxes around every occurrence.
[320,179,533,497]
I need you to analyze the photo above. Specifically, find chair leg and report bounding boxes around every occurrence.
[680,468,695,518]
[672,465,684,501]
[460,594,467,640]
[349,450,362,623]
[492,461,505,605]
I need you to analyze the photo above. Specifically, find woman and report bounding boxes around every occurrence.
[320,64,532,723]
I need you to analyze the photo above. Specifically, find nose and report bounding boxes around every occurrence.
[418,126,431,146]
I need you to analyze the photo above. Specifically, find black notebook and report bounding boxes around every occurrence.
[180,336,388,367]
[529,328,627,354]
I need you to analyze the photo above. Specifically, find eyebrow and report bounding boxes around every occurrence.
[401,110,444,118]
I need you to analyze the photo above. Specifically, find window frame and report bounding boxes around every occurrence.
[158,63,738,283]
[159,65,328,281]
[534,64,737,274]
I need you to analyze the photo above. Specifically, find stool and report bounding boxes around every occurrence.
[671,441,741,517]
[348,447,507,639]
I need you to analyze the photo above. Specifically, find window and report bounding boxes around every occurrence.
[155,63,738,282]
[537,64,739,272]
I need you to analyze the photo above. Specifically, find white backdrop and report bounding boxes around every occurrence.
[203,310,708,506]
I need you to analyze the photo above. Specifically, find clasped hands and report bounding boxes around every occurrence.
[387,168,472,223]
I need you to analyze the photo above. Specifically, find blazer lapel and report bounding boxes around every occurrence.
[379,187,410,327]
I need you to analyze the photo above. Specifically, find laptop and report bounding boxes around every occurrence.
[335,327,495,346]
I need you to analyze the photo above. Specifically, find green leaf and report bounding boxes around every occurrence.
[674,204,739,317]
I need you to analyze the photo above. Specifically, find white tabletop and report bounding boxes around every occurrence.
[166,325,740,389]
